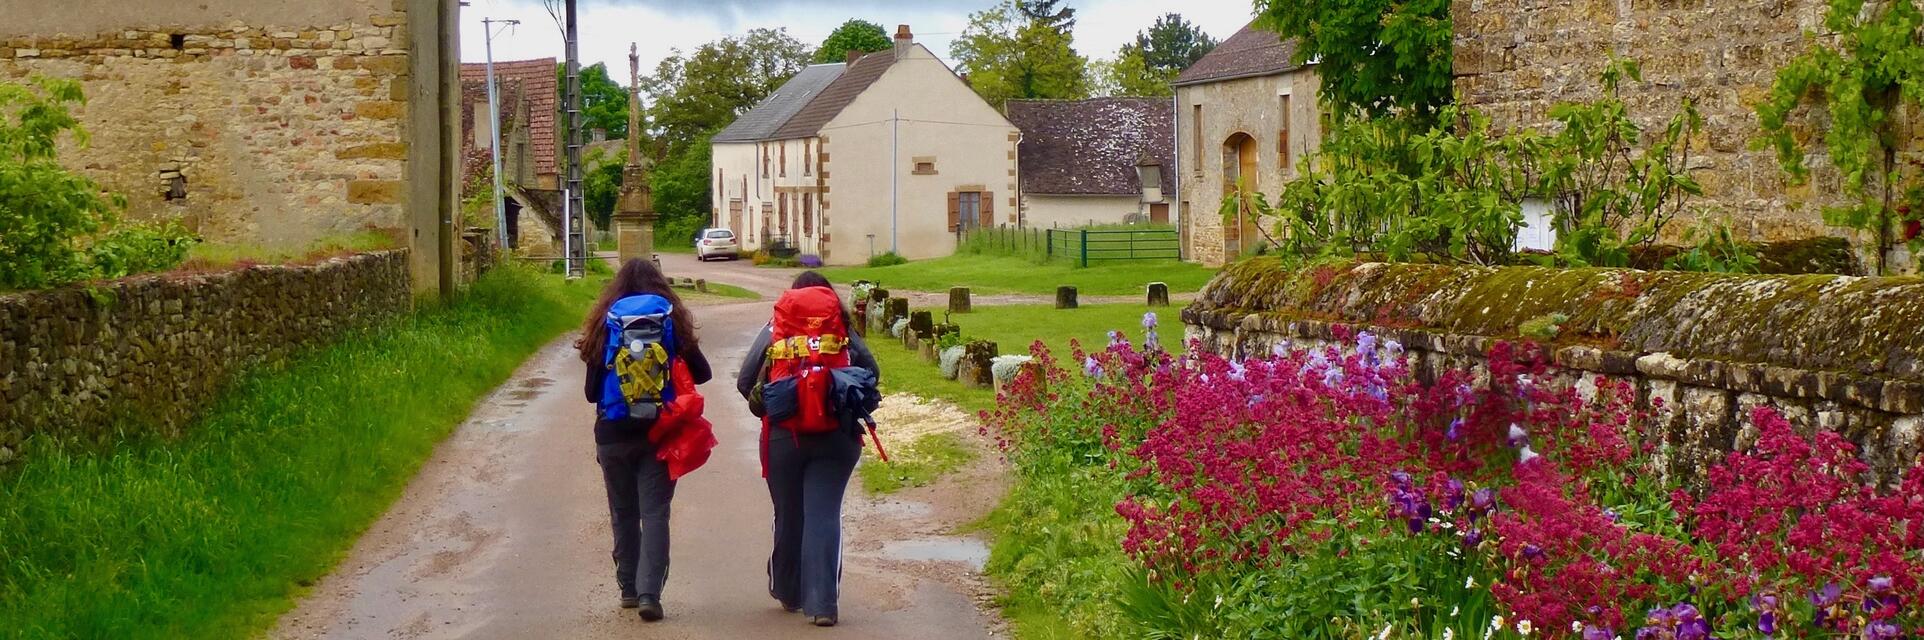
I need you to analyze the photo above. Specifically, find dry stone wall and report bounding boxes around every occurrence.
[1183,258,1924,483]
[0,4,415,246]
[1452,0,1924,255]
[0,251,411,462]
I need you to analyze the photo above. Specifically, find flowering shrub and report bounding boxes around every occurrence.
[983,327,1924,639]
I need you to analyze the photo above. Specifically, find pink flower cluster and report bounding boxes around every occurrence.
[984,325,1924,638]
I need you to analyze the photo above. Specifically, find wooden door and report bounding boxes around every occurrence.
[1149,203,1169,224]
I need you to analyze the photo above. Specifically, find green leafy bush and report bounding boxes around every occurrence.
[0,77,127,289]
[866,252,908,267]
[1665,218,1761,274]
[86,221,199,280]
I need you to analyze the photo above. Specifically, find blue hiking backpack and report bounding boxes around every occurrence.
[598,294,678,421]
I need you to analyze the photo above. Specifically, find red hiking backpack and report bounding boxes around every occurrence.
[764,286,851,434]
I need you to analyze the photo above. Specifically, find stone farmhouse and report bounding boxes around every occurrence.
[710,25,1018,264]
[1006,97,1175,229]
[459,57,563,255]
[1173,21,1325,267]
[0,0,458,288]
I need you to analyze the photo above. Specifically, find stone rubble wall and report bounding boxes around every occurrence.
[1453,0,1924,254]
[0,4,414,246]
[1183,258,1924,482]
[0,251,411,463]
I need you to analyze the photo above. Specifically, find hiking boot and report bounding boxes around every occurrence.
[619,595,640,609]
[781,602,803,613]
[636,596,664,622]
[808,615,837,627]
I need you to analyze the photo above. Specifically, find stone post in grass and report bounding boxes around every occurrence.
[886,297,909,326]
[907,310,933,350]
[949,287,972,313]
[958,340,998,388]
[1055,285,1078,309]
[1147,282,1169,307]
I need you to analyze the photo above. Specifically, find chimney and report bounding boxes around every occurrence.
[846,49,861,65]
[893,24,913,60]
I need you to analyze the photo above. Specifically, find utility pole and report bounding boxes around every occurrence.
[481,17,518,252]
[560,0,586,278]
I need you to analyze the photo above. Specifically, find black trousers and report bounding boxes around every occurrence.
[764,429,862,618]
[597,439,676,599]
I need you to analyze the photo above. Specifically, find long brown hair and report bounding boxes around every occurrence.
[578,259,699,363]
[790,271,853,330]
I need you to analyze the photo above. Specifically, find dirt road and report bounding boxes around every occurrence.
[272,256,1001,639]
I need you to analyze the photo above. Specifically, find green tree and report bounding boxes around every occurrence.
[558,62,629,139]
[1254,0,1453,118]
[1016,0,1076,32]
[650,137,714,247]
[1100,46,1170,97]
[952,0,1090,108]
[0,78,119,289]
[642,28,810,146]
[1756,0,1924,274]
[814,19,892,64]
[1133,13,1216,74]
[582,146,625,230]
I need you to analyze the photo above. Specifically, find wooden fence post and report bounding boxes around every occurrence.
[1056,285,1079,309]
[949,287,972,314]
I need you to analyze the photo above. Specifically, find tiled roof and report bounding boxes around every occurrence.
[1173,22,1302,87]
[713,63,846,142]
[461,57,558,174]
[1007,98,1174,196]
[770,50,897,140]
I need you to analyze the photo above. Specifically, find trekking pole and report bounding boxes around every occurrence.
[864,418,888,462]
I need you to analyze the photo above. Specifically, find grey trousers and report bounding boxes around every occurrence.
[597,439,676,598]
[764,430,862,618]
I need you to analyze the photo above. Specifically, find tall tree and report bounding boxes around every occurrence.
[641,27,810,147]
[952,0,1089,108]
[558,62,630,139]
[1133,13,1216,74]
[1016,0,1076,32]
[1099,45,1170,97]
[1254,0,1453,118]
[814,19,892,63]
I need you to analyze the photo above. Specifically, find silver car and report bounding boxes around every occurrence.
[696,228,739,261]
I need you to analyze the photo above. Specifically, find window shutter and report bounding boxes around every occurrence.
[947,192,961,232]
[981,191,995,227]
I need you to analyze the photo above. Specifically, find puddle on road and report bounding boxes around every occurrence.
[879,538,990,571]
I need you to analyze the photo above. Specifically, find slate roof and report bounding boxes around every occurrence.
[461,57,558,175]
[712,63,846,142]
[1006,98,1174,196]
[770,50,897,140]
[1172,22,1303,87]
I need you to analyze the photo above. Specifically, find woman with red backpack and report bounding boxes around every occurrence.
[736,271,880,627]
[577,259,712,623]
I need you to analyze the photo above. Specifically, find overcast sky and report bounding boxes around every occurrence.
[458,0,1257,82]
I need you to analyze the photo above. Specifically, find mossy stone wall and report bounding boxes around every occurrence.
[1183,258,1924,481]
[0,251,412,463]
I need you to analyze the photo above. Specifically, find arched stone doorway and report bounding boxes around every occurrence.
[1222,132,1261,256]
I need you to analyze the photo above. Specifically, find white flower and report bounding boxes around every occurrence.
[1376,623,1392,640]
[1441,521,1455,529]
[1465,576,1476,589]
[1451,605,1460,617]
[1572,622,1584,633]
[1411,598,1421,607]
[1443,629,1455,640]
[1492,615,1505,630]
[1214,594,1223,609]
[1517,619,1533,635]
[1519,446,1540,464]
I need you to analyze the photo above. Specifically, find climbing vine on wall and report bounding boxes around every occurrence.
[1756,0,1924,274]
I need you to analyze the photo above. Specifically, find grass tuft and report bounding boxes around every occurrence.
[0,265,600,639]
[857,431,977,495]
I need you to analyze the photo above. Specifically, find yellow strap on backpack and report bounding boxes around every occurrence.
[613,341,670,402]
[766,334,847,360]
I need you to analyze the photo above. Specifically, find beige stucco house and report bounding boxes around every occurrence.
[711,25,1017,264]
[1007,97,1174,229]
[1174,22,1323,267]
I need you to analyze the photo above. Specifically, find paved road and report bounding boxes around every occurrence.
[271,256,998,639]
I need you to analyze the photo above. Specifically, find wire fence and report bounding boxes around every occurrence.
[957,224,1181,267]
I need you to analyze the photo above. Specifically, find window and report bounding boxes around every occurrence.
[1278,94,1292,173]
[803,195,814,235]
[1516,198,1558,252]
[779,143,787,177]
[472,101,492,148]
[1191,104,1204,172]
[913,160,936,175]
[803,140,813,176]
[760,143,769,178]
[957,192,981,229]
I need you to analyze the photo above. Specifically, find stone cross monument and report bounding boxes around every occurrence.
[613,43,656,265]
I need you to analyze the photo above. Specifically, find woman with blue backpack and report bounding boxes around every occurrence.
[577,258,711,622]
[737,271,880,628]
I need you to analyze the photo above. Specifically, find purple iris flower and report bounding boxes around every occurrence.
[1446,417,1465,441]
[1462,528,1483,547]
[1454,382,1475,408]
[1812,583,1843,607]
[1507,423,1530,448]
[1141,312,1158,329]
[1082,356,1103,378]
[1671,603,1710,640]
[1603,508,1621,523]
[1582,625,1614,640]
[1757,611,1776,635]
[1367,384,1388,402]
[1357,331,1377,354]
[1471,488,1496,513]
[1862,620,1901,640]
[1107,330,1125,348]
[1633,628,1663,640]
[1444,478,1466,510]
[1869,576,1894,594]
[1385,339,1404,357]
[1521,544,1545,562]
[1322,367,1344,387]
[1270,342,1291,359]
[1389,471,1413,488]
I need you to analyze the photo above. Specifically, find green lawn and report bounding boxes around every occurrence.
[867,302,1166,413]
[0,266,600,639]
[856,430,977,495]
[819,254,1216,297]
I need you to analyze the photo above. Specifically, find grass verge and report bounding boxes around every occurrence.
[867,302,1163,413]
[819,254,1215,297]
[184,229,402,270]
[856,431,976,495]
[0,265,600,639]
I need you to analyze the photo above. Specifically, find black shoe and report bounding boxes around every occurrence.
[619,595,640,609]
[781,602,803,613]
[808,615,837,627]
[637,596,664,622]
